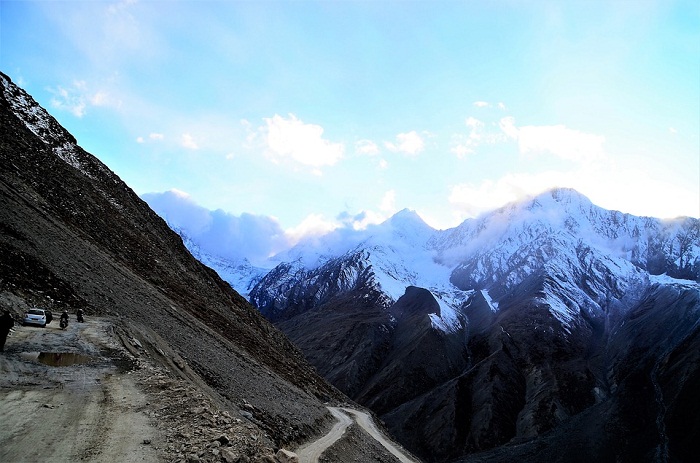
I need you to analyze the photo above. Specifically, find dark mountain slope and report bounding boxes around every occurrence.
[0,72,347,452]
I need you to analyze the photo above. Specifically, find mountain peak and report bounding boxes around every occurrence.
[541,187,592,206]
[516,187,594,212]
[388,208,429,227]
[382,208,435,245]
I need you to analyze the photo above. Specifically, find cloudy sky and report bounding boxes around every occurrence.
[2,1,698,253]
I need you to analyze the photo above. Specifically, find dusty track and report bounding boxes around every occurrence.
[1,316,420,463]
[342,408,417,463]
[0,318,158,462]
[295,406,418,463]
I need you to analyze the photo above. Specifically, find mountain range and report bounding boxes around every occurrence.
[4,68,699,462]
[159,182,700,461]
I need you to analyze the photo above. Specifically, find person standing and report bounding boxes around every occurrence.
[0,310,15,352]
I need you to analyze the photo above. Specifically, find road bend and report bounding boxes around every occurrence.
[295,407,353,463]
[295,406,418,463]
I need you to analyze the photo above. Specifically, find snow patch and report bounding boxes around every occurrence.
[429,298,463,334]
[481,289,499,312]
[649,273,700,289]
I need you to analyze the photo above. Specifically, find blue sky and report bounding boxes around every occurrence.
[2,0,699,245]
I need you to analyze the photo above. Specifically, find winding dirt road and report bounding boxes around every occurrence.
[295,407,353,462]
[295,406,418,463]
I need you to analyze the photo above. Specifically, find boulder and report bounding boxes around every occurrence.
[275,449,298,463]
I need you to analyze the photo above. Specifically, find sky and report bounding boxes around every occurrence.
[2,0,699,258]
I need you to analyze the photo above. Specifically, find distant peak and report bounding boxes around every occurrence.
[520,188,594,211]
[546,187,591,203]
[387,209,433,230]
[391,208,422,221]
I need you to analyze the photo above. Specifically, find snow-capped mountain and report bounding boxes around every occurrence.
[251,188,697,335]
[241,188,699,462]
[158,163,699,461]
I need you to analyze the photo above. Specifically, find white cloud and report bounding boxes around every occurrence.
[451,116,503,158]
[500,117,605,162]
[356,139,380,156]
[142,190,290,265]
[450,144,474,158]
[50,85,86,117]
[466,116,483,129]
[136,132,164,144]
[49,80,122,118]
[262,113,344,168]
[340,210,387,231]
[473,101,490,108]
[380,190,396,213]
[285,213,339,245]
[448,172,575,219]
[669,127,678,134]
[385,131,425,156]
[181,133,199,150]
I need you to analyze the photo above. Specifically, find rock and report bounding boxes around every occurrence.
[219,447,240,463]
[216,434,230,445]
[276,449,299,463]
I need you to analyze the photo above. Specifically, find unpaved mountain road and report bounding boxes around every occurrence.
[295,406,418,463]
[0,318,159,463]
[296,407,353,462]
[1,316,420,463]
[341,408,418,463]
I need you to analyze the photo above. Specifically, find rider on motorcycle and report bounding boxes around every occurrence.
[59,310,69,328]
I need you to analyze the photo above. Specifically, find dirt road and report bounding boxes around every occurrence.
[1,316,420,463]
[295,406,418,463]
[0,318,159,463]
[295,407,353,462]
[342,408,418,463]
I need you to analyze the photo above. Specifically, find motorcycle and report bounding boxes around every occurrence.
[59,317,68,330]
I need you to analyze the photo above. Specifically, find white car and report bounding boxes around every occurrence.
[23,308,47,327]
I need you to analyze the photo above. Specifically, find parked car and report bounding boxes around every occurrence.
[23,308,47,327]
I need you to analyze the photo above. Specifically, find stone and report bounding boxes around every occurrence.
[275,449,299,463]
[219,447,240,463]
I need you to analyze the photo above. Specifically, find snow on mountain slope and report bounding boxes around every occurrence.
[156,185,698,335]
[251,208,473,333]
[249,189,697,335]
[170,225,267,298]
[1,74,88,174]
[430,188,699,331]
